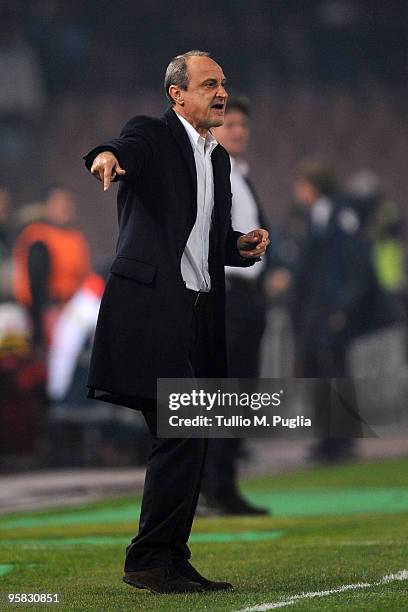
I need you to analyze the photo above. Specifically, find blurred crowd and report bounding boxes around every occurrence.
[0,158,406,471]
[0,186,150,470]
[2,1,408,97]
[2,1,408,209]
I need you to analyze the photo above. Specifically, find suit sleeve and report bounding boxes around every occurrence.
[223,225,261,267]
[83,116,154,183]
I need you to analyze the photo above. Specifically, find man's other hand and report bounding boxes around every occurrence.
[90,152,126,191]
[237,229,269,258]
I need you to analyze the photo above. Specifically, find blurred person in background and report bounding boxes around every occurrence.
[290,159,367,461]
[46,269,104,467]
[7,187,90,465]
[47,271,105,405]
[0,187,45,468]
[12,186,91,354]
[199,96,270,516]
[347,169,407,319]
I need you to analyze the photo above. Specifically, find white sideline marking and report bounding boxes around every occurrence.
[236,570,408,611]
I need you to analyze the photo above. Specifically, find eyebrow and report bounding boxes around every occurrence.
[202,77,227,85]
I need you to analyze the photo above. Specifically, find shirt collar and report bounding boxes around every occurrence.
[176,112,218,155]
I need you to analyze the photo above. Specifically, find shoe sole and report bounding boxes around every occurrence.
[203,584,234,591]
[122,576,146,590]
[122,576,204,594]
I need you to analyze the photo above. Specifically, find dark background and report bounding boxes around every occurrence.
[1,0,408,258]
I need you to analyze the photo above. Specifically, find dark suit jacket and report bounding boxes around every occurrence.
[84,108,256,408]
[291,200,399,367]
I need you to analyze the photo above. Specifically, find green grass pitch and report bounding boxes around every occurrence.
[0,457,407,610]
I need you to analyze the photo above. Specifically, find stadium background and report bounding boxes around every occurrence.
[2,1,408,256]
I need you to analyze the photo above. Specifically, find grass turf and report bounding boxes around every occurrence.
[0,457,407,610]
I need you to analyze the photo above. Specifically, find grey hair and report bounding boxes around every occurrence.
[164,50,210,104]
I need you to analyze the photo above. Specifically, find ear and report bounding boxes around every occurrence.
[169,84,184,106]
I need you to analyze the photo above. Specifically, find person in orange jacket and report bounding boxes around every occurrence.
[13,187,91,352]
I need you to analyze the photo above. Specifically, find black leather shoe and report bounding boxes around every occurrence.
[174,560,234,591]
[197,492,269,516]
[309,439,356,463]
[123,565,204,594]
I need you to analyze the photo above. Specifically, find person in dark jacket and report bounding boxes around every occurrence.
[84,51,269,594]
[291,160,369,461]
[199,96,270,515]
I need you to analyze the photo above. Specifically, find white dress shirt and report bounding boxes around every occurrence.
[176,113,218,292]
[225,156,264,280]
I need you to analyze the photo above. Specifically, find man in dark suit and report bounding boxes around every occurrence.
[199,96,271,515]
[291,160,367,460]
[84,51,269,594]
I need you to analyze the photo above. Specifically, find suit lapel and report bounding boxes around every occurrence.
[163,108,197,195]
[210,144,231,262]
[163,109,229,254]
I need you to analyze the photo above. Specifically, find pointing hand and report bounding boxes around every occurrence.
[90,151,126,191]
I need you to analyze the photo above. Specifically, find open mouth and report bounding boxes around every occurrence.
[211,102,224,110]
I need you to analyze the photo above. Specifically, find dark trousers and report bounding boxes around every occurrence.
[300,340,362,453]
[224,277,267,379]
[124,290,214,571]
[202,277,267,500]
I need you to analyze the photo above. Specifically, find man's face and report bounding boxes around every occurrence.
[46,189,77,226]
[293,179,319,208]
[171,56,228,133]
[212,109,249,157]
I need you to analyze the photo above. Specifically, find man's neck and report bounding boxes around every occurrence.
[173,108,208,138]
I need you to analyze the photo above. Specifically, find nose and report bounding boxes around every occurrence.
[216,83,228,99]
